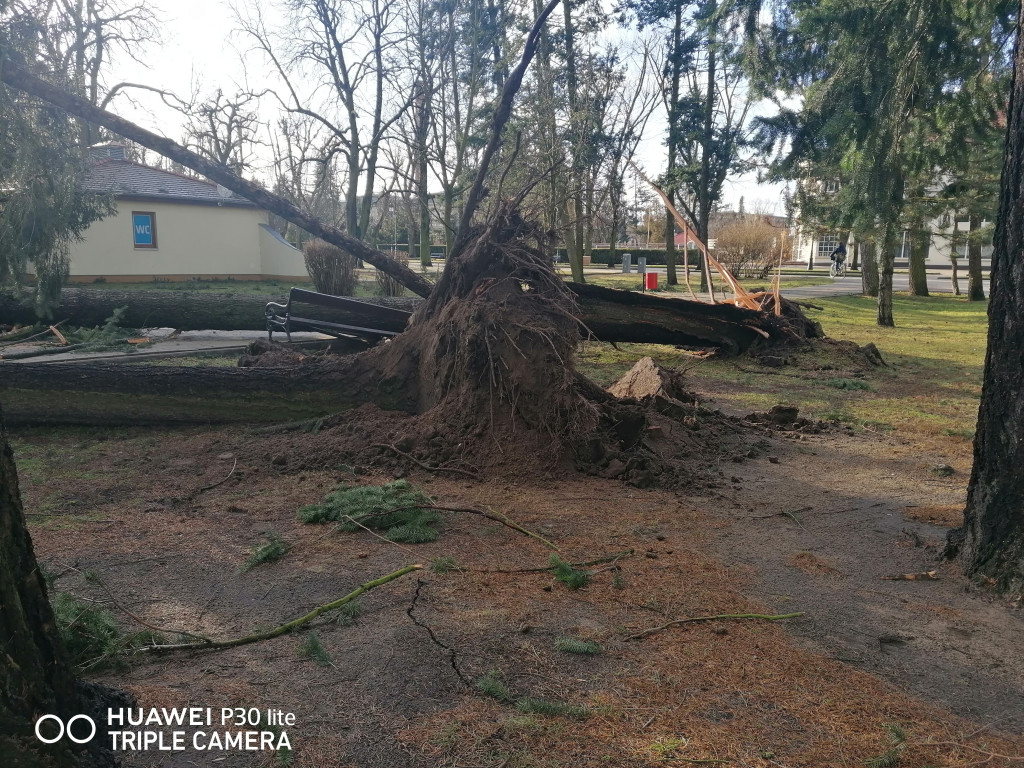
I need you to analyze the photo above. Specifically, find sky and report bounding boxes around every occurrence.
[105,0,787,216]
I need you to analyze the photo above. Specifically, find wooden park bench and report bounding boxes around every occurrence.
[265,287,411,343]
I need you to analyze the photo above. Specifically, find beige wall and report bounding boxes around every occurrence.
[67,199,308,281]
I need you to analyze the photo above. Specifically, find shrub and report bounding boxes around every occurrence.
[712,216,789,278]
[375,269,406,297]
[303,239,358,295]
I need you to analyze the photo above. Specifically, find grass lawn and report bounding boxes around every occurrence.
[559,269,837,293]
[578,293,989,445]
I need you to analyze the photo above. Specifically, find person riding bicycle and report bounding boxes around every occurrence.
[829,241,847,265]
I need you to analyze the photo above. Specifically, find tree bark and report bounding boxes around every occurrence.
[0,286,799,354]
[0,61,435,299]
[0,288,419,333]
[0,360,392,426]
[967,214,986,301]
[0,402,102,767]
[877,225,896,326]
[861,240,880,297]
[908,223,930,297]
[946,3,1024,595]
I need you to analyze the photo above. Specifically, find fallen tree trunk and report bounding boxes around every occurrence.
[0,360,398,426]
[0,285,806,352]
[0,288,419,333]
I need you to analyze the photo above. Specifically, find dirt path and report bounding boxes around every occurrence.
[12,414,1024,767]
[699,427,1024,731]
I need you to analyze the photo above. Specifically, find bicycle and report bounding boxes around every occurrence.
[829,257,848,278]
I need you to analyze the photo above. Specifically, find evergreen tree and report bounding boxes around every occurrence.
[747,0,1013,325]
[0,4,113,316]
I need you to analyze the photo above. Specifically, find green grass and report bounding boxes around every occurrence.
[561,270,835,294]
[578,293,989,442]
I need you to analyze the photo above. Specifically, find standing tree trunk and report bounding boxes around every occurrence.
[1,403,88,767]
[877,223,897,326]
[967,214,986,301]
[908,222,930,296]
[946,4,1024,594]
[861,239,880,296]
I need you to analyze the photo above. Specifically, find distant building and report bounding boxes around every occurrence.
[790,178,993,268]
[64,143,307,282]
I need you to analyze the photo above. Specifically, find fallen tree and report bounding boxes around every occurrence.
[1,284,818,353]
[0,0,814,445]
[0,287,419,334]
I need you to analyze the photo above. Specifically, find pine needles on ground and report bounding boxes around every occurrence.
[299,480,440,543]
[866,724,908,768]
[430,556,459,573]
[554,637,602,655]
[53,592,121,667]
[475,672,513,702]
[51,592,163,669]
[242,532,291,571]
[330,599,361,626]
[549,554,590,589]
[297,632,333,667]
[515,697,589,719]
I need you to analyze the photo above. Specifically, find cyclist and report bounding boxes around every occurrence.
[829,241,848,277]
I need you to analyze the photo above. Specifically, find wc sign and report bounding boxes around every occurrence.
[132,212,157,248]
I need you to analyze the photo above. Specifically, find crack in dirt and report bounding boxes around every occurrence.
[406,578,472,688]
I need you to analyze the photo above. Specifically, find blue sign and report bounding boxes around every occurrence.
[133,213,155,247]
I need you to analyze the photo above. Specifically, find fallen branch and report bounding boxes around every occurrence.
[366,504,558,551]
[467,549,635,573]
[49,324,69,345]
[195,458,238,495]
[625,612,805,641]
[371,443,481,480]
[140,564,422,653]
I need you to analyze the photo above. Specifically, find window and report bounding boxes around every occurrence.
[817,233,841,260]
[132,211,157,249]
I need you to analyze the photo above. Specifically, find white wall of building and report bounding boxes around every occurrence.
[66,198,308,282]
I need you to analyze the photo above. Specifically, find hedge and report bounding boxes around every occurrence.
[554,247,702,267]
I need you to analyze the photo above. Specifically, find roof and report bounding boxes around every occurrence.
[83,158,256,207]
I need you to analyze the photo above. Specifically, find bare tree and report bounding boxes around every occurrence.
[237,0,413,240]
[183,89,264,174]
[10,0,160,142]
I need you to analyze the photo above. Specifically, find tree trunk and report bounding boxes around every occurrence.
[0,62,435,299]
[908,223,930,297]
[946,4,1024,595]
[877,225,896,326]
[968,214,986,301]
[0,288,419,333]
[664,208,678,285]
[0,286,801,355]
[861,240,880,297]
[950,256,961,296]
[0,361,389,426]
[0,401,122,767]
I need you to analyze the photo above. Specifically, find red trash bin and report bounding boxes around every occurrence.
[645,272,659,290]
